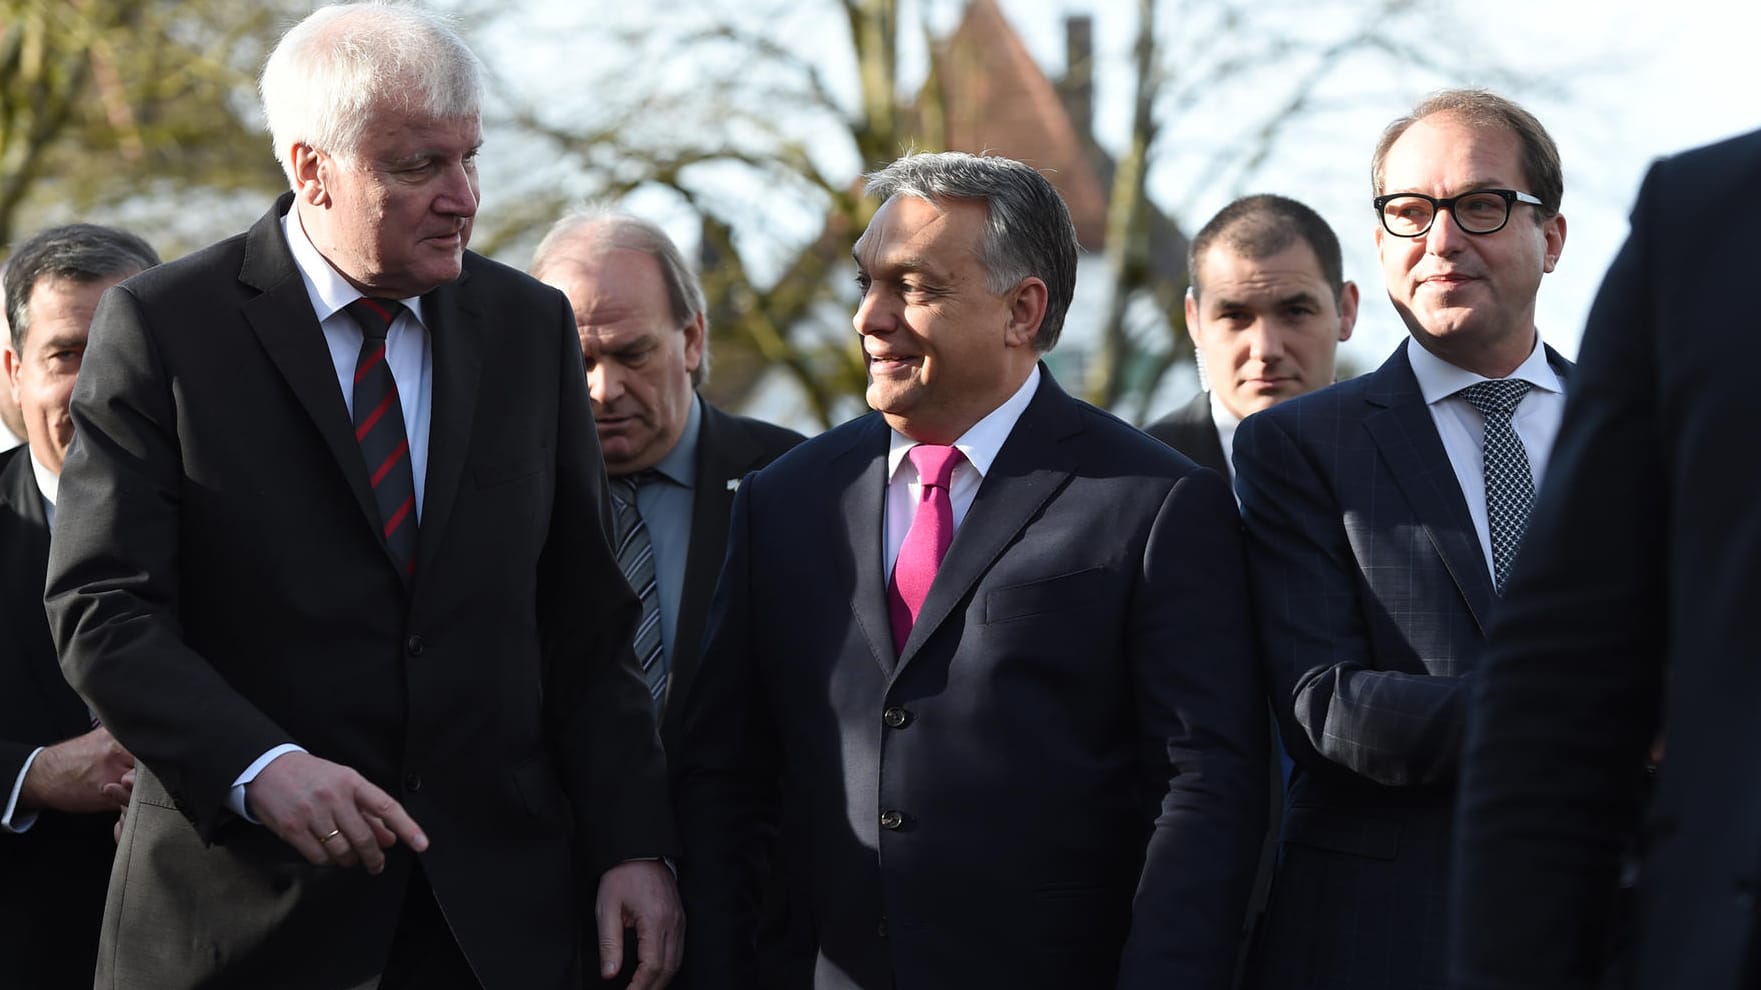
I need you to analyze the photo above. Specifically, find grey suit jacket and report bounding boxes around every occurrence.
[1233,339,1569,990]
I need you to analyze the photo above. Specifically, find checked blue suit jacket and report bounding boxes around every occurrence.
[1232,338,1568,990]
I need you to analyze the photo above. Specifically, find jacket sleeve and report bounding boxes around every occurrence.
[45,284,293,838]
[1118,468,1269,989]
[1234,409,1464,787]
[534,290,677,876]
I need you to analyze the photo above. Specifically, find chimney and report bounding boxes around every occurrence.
[1060,15,1094,143]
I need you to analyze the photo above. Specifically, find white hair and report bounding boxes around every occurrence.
[259,3,482,184]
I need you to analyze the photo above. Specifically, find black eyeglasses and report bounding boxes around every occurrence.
[1373,189,1545,237]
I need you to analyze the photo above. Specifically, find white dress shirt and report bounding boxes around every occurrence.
[224,211,438,821]
[884,366,1040,580]
[1407,334,1566,580]
[1208,391,1243,485]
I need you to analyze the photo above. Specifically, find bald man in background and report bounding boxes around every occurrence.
[530,208,803,741]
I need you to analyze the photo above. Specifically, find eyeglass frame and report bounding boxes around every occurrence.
[1372,188,1546,238]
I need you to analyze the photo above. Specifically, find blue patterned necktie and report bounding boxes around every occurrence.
[346,297,418,583]
[610,472,667,711]
[1460,379,1535,594]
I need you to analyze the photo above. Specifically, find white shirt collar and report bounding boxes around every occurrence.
[1407,332,1563,407]
[1207,390,1242,482]
[29,447,57,509]
[280,207,426,326]
[887,365,1041,482]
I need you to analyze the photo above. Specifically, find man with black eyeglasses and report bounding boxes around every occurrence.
[1231,89,1570,990]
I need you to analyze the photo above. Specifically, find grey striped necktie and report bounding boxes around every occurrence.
[610,472,666,710]
[1460,379,1535,594]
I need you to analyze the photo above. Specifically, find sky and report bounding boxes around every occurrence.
[974,0,1761,370]
[499,0,1760,391]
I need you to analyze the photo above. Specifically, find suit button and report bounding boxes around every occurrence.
[404,772,423,792]
[882,707,910,728]
[406,635,425,657]
[879,810,905,831]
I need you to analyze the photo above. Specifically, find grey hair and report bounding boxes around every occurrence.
[862,151,1078,352]
[530,205,711,387]
[4,224,160,352]
[260,3,483,186]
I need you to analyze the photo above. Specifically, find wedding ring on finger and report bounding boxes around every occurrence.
[317,827,343,843]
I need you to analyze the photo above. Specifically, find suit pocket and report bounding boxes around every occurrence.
[509,759,573,833]
[473,446,548,489]
[983,567,1110,623]
[1281,805,1400,860]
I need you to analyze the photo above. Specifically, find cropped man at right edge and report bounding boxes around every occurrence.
[1451,128,1761,990]
[1233,88,1569,990]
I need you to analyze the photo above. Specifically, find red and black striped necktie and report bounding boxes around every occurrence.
[346,297,418,581]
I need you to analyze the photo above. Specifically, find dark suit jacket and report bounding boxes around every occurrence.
[1144,390,1280,990]
[1233,339,1569,990]
[659,400,803,751]
[44,194,674,990]
[1450,130,1761,990]
[1144,391,1229,477]
[0,447,113,988]
[674,369,1268,990]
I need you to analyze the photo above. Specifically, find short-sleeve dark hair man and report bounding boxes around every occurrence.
[1,222,156,990]
[672,150,1268,990]
[1145,193,1358,480]
[1232,89,1570,989]
[1450,128,1761,990]
[530,208,803,735]
[43,5,680,988]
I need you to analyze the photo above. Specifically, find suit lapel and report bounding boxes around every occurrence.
[0,452,67,713]
[1171,391,1230,478]
[238,196,384,542]
[838,416,898,676]
[1543,343,1574,386]
[411,270,481,586]
[893,371,1078,677]
[669,403,762,714]
[1362,344,1495,633]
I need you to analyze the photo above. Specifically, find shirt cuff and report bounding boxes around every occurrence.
[228,744,306,823]
[2,748,46,834]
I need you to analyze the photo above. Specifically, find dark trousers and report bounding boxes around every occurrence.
[378,866,482,990]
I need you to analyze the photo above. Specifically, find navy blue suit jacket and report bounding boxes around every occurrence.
[1452,128,1761,990]
[1234,339,1568,990]
[674,369,1268,990]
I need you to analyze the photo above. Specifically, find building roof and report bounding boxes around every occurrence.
[916,0,1111,250]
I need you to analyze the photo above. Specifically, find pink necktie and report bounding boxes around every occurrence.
[889,444,964,652]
